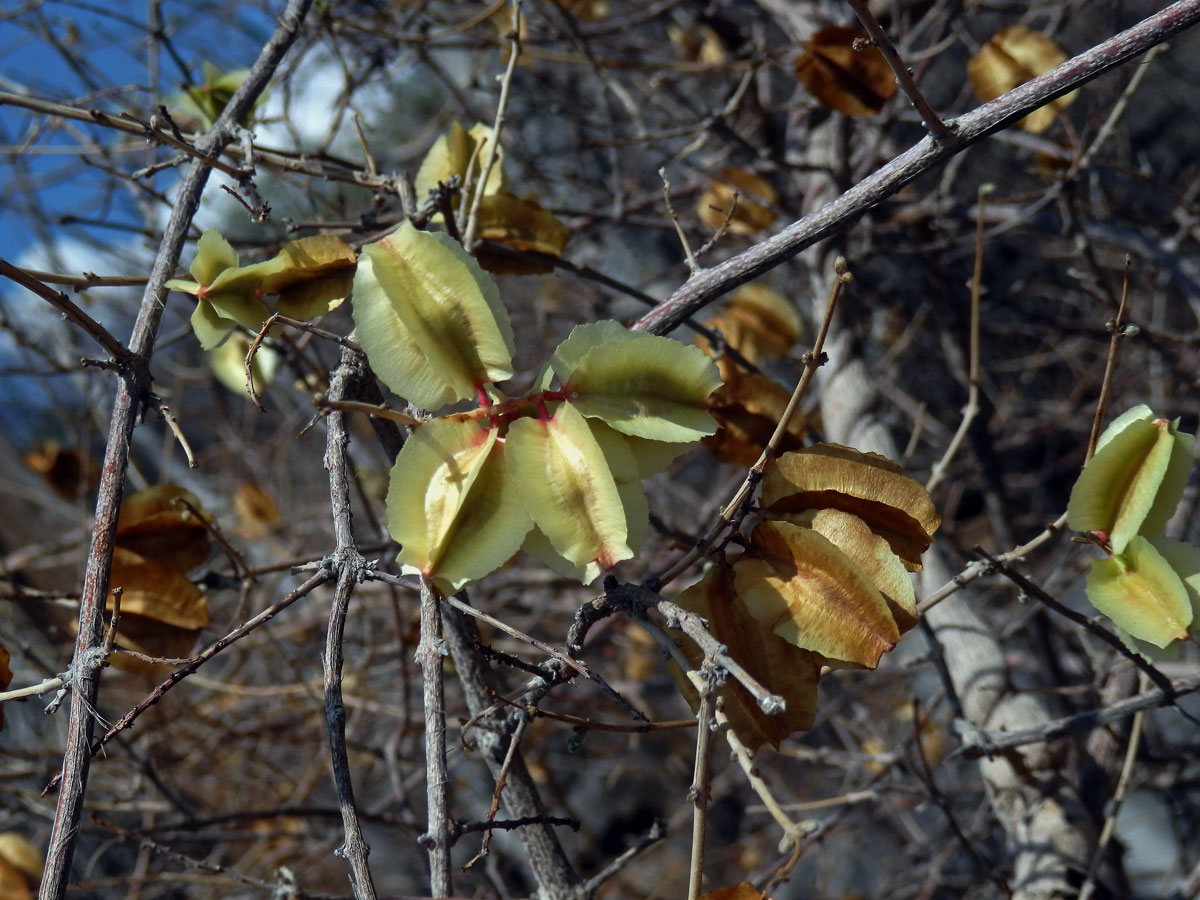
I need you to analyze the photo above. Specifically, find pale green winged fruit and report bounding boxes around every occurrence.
[1084,535,1195,648]
[352,222,516,410]
[548,320,641,383]
[1067,407,1195,553]
[210,333,280,397]
[559,326,722,443]
[1114,534,1200,660]
[387,416,531,592]
[166,230,270,350]
[517,418,651,583]
[253,234,357,320]
[506,402,633,583]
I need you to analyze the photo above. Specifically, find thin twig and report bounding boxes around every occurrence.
[90,815,286,894]
[322,347,380,900]
[715,701,806,844]
[911,701,1012,898]
[1074,46,1166,176]
[650,260,846,590]
[845,0,949,140]
[974,548,1174,697]
[353,111,378,177]
[438,605,585,898]
[433,587,648,722]
[102,586,122,660]
[691,191,739,263]
[583,821,666,895]
[461,0,522,250]
[455,815,579,837]
[84,570,329,758]
[917,513,1069,615]
[654,599,784,714]
[686,668,716,900]
[0,88,411,196]
[489,691,696,733]
[170,494,251,582]
[0,257,129,362]
[463,715,528,869]
[661,167,701,275]
[3,266,148,289]
[245,312,360,409]
[417,579,452,896]
[1078,675,1147,900]
[0,676,66,704]
[955,670,1200,758]
[314,397,422,427]
[1085,256,1133,459]
[157,403,197,469]
[926,185,988,493]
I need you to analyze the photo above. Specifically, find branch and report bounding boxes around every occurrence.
[322,347,380,900]
[439,604,586,900]
[417,579,452,896]
[956,671,1200,758]
[39,4,315,898]
[0,258,128,362]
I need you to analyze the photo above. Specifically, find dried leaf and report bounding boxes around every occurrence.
[0,857,31,900]
[735,520,899,668]
[787,508,917,634]
[551,0,609,22]
[795,26,897,116]
[703,283,801,364]
[762,443,941,570]
[474,192,570,275]
[699,884,773,900]
[703,357,806,467]
[234,481,280,539]
[967,27,1077,133]
[116,485,211,572]
[352,222,516,410]
[23,440,98,501]
[667,23,728,64]
[673,565,821,751]
[0,833,42,886]
[109,547,210,630]
[696,168,776,236]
